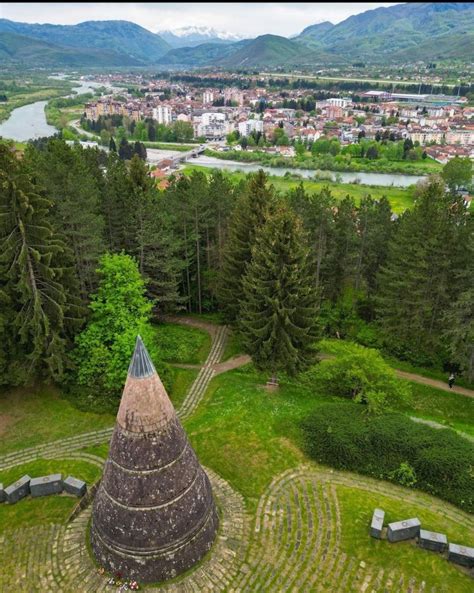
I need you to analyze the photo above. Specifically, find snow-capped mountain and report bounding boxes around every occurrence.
[158,26,242,48]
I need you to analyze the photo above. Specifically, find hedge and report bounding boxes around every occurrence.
[301,402,473,512]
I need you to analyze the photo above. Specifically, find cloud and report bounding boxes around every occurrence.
[1,2,401,37]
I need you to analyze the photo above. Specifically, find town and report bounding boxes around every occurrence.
[81,71,473,166]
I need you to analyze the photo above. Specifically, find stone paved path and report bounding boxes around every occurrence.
[1,463,472,592]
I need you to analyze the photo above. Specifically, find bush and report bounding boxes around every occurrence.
[303,340,411,414]
[302,402,473,511]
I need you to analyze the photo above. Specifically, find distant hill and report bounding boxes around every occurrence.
[158,41,249,67]
[1,3,472,69]
[0,19,170,63]
[0,31,142,67]
[294,21,334,47]
[216,35,305,68]
[158,26,241,48]
[294,2,474,62]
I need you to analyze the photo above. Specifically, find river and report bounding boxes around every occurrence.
[188,155,425,188]
[0,80,114,143]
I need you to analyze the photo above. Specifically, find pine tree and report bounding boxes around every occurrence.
[240,203,319,383]
[220,170,275,323]
[289,184,335,299]
[102,153,135,252]
[324,196,359,302]
[0,144,77,383]
[25,139,105,301]
[141,194,185,316]
[376,177,468,364]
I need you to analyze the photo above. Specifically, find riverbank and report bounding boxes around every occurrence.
[182,164,416,213]
[0,86,72,124]
[204,148,441,176]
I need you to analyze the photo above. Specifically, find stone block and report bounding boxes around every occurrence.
[370,508,385,539]
[5,475,31,504]
[418,529,448,552]
[448,543,474,568]
[63,476,87,497]
[30,474,63,498]
[387,517,421,542]
[0,484,5,503]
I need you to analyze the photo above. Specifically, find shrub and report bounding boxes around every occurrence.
[303,340,411,414]
[302,403,473,511]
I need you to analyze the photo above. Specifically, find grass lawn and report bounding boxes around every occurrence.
[169,367,199,409]
[0,385,115,456]
[182,164,416,213]
[402,382,474,437]
[221,329,244,362]
[0,458,102,530]
[185,365,326,511]
[152,321,211,365]
[338,487,473,593]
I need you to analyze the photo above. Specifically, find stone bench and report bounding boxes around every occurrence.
[418,529,448,553]
[30,474,63,498]
[4,475,31,504]
[448,543,474,568]
[370,508,385,539]
[63,476,87,497]
[387,517,421,542]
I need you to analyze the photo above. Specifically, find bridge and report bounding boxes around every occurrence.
[149,145,207,169]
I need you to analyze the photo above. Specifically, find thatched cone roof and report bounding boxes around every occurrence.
[90,336,219,583]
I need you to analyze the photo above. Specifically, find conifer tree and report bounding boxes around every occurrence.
[240,203,319,383]
[289,184,335,298]
[219,170,275,323]
[25,139,105,301]
[141,195,185,316]
[0,145,77,383]
[102,153,135,252]
[376,176,468,364]
[324,196,359,301]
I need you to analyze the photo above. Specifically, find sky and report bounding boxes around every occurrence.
[0,2,401,37]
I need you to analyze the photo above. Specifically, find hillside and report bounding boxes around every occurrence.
[216,35,305,68]
[158,41,248,67]
[0,19,170,63]
[0,31,142,67]
[293,21,334,47]
[296,2,474,62]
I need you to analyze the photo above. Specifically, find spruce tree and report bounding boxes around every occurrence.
[220,170,275,323]
[25,139,105,301]
[0,144,76,383]
[376,177,468,364]
[240,203,319,383]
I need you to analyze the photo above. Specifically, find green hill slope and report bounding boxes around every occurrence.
[217,35,304,68]
[0,19,170,63]
[0,31,143,67]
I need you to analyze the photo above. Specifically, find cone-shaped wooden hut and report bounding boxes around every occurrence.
[90,336,219,583]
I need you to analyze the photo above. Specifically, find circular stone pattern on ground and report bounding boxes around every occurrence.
[1,463,472,592]
[0,466,249,593]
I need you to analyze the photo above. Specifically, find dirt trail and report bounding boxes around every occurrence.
[167,316,474,399]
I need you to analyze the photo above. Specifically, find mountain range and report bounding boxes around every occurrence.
[1,3,473,68]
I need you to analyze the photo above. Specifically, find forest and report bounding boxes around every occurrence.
[0,138,472,405]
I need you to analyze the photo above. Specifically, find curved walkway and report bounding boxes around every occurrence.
[1,462,472,592]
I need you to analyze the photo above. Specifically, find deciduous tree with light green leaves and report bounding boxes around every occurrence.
[73,252,167,398]
[305,340,411,414]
